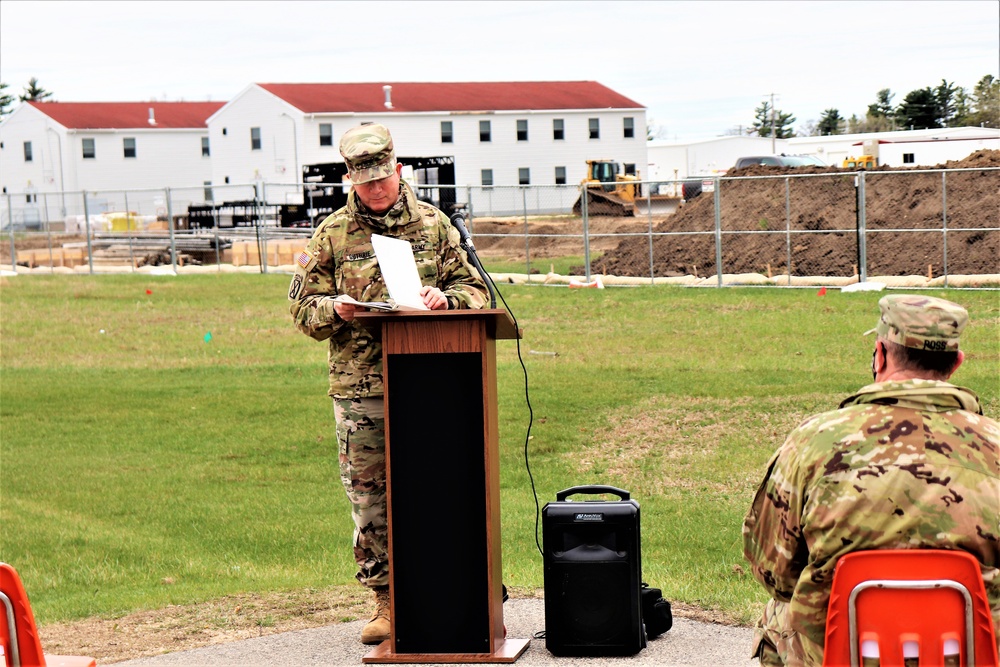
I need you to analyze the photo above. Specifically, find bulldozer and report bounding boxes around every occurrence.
[572,159,679,216]
[842,155,878,169]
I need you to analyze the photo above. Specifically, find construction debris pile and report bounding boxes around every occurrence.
[596,150,999,278]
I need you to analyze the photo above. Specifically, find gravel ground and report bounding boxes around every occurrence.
[109,598,756,667]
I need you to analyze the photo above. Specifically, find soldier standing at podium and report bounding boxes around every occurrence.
[288,122,488,644]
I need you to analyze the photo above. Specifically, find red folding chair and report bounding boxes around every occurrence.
[0,563,96,667]
[822,549,998,667]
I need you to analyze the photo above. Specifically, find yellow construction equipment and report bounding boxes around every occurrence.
[842,155,878,169]
[572,159,678,216]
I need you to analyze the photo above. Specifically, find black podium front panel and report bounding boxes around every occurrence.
[385,351,490,654]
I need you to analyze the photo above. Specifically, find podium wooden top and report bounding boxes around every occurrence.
[354,308,520,340]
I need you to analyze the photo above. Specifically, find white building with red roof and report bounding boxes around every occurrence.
[1,82,647,221]
[208,81,647,215]
[0,101,223,215]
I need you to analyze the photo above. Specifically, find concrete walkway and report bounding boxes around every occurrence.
[110,598,757,667]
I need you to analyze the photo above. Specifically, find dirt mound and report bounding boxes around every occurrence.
[598,150,999,278]
[471,215,649,260]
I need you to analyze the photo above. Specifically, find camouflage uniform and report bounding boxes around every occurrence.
[742,295,1000,665]
[289,124,488,588]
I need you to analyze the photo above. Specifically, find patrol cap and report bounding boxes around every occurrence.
[864,294,968,352]
[339,123,397,184]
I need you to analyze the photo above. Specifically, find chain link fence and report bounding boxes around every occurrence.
[3,167,997,286]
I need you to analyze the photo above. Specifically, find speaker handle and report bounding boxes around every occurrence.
[556,485,630,502]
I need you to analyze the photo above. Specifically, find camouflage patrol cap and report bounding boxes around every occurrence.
[865,294,968,352]
[339,123,397,184]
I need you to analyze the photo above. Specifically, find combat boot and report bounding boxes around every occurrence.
[361,585,390,645]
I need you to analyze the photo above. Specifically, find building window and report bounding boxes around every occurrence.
[123,137,136,158]
[624,163,636,175]
[319,123,333,146]
[481,169,493,186]
[202,137,211,157]
[479,120,491,142]
[250,127,262,150]
[589,118,600,139]
[23,141,32,162]
[204,181,214,201]
[518,168,530,185]
[555,166,567,185]
[82,138,96,159]
[624,117,635,138]
[517,119,528,141]
[222,127,228,136]
[553,119,564,140]
[440,121,453,143]
[224,176,230,184]
[903,153,915,164]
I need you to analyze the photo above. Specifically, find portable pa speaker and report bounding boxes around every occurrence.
[542,485,644,656]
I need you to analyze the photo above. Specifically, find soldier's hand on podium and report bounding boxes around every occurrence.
[334,299,360,321]
[420,286,449,310]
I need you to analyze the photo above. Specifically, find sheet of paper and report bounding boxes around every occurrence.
[333,294,394,311]
[371,234,429,310]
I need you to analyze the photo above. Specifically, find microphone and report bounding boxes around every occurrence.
[449,212,475,249]
[449,210,495,309]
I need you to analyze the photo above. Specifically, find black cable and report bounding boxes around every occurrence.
[456,212,543,559]
[490,280,542,559]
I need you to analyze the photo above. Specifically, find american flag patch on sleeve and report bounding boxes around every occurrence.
[296,251,312,269]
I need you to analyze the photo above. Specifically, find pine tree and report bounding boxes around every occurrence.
[19,77,53,102]
[934,79,960,126]
[817,109,844,135]
[751,101,796,139]
[969,74,999,128]
[949,88,975,127]
[0,82,14,118]
[895,87,941,130]
[867,89,894,119]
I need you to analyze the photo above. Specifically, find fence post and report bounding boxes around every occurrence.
[82,191,94,274]
[307,188,315,231]
[252,182,265,275]
[5,193,16,270]
[214,204,221,272]
[581,184,591,281]
[43,193,55,272]
[784,177,792,286]
[713,177,723,287]
[124,190,136,271]
[646,183,654,283]
[856,172,867,282]
[941,171,949,288]
[522,187,530,282]
[166,187,178,273]
[261,182,269,275]
[466,185,474,234]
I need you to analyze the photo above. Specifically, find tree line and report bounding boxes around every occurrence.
[0,77,52,117]
[5,75,999,140]
[748,75,999,138]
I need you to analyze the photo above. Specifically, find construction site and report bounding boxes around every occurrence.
[4,150,998,287]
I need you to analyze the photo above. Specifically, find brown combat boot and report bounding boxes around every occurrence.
[360,586,390,645]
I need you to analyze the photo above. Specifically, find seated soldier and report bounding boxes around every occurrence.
[742,294,1000,665]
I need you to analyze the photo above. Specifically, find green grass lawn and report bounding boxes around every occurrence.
[2,274,997,627]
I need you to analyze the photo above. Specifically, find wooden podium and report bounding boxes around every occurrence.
[355,309,529,664]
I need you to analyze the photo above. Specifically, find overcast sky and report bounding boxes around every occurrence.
[2,1,997,140]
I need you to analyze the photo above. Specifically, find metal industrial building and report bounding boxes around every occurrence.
[647,127,1000,180]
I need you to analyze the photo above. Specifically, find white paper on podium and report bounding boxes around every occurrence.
[371,234,430,311]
